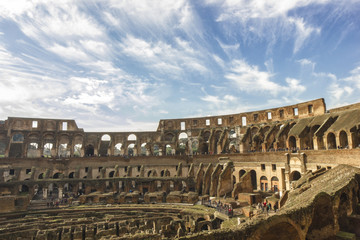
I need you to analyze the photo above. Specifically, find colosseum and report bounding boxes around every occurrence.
[1,98,360,240]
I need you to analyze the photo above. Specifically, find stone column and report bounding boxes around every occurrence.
[348,132,353,149]
[58,188,63,199]
[43,188,48,199]
[313,137,318,150]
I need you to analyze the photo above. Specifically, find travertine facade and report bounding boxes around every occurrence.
[1,98,360,239]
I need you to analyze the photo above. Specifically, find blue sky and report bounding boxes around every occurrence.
[0,0,360,131]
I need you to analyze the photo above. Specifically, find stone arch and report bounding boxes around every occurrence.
[73,134,83,157]
[338,192,351,231]
[85,144,94,156]
[9,133,24,157]
[99,134,111,156]
[53,172,61,179]
[200,131,210,154]
[27,142,39,158]
[250,170,257,190]
[164,132,174,142]
[153,144,160,156]
[140,143,147,156]
[127,143,135,156]
[327,132,336,149]
[38,173,44,179]
[290,171,301,181]
[109,171,115,178]
[260,176,268,191]
[288,135,297,149]
[68,172,75,178]
[255,219,301,240]
[192,139,199,155]
[339,130,348,149]
[306,193,334,239]
[58,134,70,157]
[271,176,279,192]
[165,144,174,155]
[114,143,122,156]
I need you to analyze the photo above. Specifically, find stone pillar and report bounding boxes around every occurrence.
[335,135,340,149]
[239,143,244,153]
[323,136,328,150]
[43,188,48,199]
[58,188,63,200]
[313,137,318,150]
[348,132,353,149]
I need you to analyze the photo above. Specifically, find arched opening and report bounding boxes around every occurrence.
[53,172,61,179]
[9,133,24,158]
[127,143,135,156]
[288,136,297,150]
[20,185,29,193]
[290,171,301,182]
[69,172,75,178]
[85,144,94,156]
[271,176,279,192]
[260,222,301,240]
[339,131,348,149]
[192,140,199,155]
[160,170,165,177]
[127,134,137,141]
[338,192,350,231]
[74,144,82,157]
[59,143,69,157]
[239,169,246,179]
[164,133,174,142]
[179,132,188,140]
[140,143,147,156]
[38,173,44,179]
[99,134,111,156]
[200,131,210,154]
[166,144,173,155]
[153,144,159,156]
[250,170,257,190]
[260,176,268,191]
[109,171,115,178]
[27,142,39,158]
[327,132,336,149]
[114,143,122,156]
[177,142,186,155]
[306,193,334,239]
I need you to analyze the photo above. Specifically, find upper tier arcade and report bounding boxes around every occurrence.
[1,98,360,158]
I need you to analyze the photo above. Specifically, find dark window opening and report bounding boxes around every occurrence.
[137,166,141,171]
[85,167,89,173]
[261,164,265,170]
[308,105,313,114]
[272,164,276,171]
[124,166,128,172]
[26,169,31,174]
[229,116,234,123]
[98,167,103,172]
[10,169,15,175]
[253,114,258,121]
[279,109,284,118]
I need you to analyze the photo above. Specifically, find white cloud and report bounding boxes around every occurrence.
[206,0,325,53]
[120,35,207,76]
[225,59,306,96]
